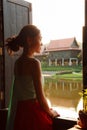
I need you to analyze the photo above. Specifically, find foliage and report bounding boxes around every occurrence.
[41,61,48,67]
[79,89,87,113]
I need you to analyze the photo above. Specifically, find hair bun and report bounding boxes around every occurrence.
[6,36,20,52]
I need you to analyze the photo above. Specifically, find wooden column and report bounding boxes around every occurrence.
[0,0,5,108]
[83,0,87,89]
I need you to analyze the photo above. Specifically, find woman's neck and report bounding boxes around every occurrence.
[22,49,34,58]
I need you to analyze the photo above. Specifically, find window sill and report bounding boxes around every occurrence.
[53,116,77,130]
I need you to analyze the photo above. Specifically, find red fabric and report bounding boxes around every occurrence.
[14,100,53,130]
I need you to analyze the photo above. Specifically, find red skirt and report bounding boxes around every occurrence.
[14,99,53,130]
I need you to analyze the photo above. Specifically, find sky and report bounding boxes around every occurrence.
[25,0,85,44]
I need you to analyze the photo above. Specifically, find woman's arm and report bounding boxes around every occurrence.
[32,59,59,117]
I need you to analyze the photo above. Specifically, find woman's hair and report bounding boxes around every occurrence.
[6,24,40,52]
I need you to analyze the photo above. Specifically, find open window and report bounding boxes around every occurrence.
[31,0,84,120]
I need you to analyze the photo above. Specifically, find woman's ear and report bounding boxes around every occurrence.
[26,37,33,47]
[27,37,32,44]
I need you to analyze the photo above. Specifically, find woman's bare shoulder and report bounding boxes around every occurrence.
[32,58,40,64]
[30,58,41,69]
[14,57,41,75]
[15,57,40,67]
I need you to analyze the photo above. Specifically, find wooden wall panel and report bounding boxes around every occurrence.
[3,0,32,107]
[8,0,30,7]
[8,3,17,35]
[16,5,29,33]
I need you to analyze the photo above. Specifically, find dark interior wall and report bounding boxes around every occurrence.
[83,0,87,89]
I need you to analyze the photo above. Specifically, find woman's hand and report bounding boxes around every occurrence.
[49,109,60,118]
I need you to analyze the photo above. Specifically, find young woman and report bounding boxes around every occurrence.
[6,24,59,130]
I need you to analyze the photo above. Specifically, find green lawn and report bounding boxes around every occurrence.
[42,65,82,72]
[54,72,82,80]
[42,66,82,80]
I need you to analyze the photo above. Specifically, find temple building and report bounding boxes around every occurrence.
[35,37,82,66]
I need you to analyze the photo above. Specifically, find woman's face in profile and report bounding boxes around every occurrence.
[33,33,42,53]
